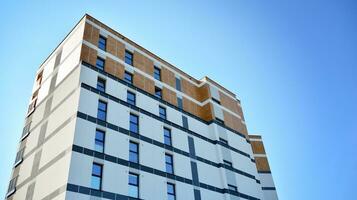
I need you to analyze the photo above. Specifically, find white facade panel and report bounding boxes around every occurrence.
[102,161,128,194]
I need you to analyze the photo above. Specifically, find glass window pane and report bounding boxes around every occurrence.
[95,130,104,141]
[130,114,138,123]
[129,174,138,185]
[128,185,138,198]
[166,165,173,174]
[91,176,101,190]
[164,137,172,146]
[129,152,138,163]
[130,124,138,133]
[129,142,138,152]
[168,195,175,200]
[97,111,106,121]
[167,183,174,193]
[98,101,107,111]
[95,143,104,153]
[165,155,172,163]
[92,164,102,176]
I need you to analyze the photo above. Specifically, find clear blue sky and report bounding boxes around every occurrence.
[0,1,356,199]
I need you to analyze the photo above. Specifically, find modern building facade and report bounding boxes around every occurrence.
[6,14,278,200]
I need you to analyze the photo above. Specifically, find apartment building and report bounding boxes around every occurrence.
[5,14,278,200]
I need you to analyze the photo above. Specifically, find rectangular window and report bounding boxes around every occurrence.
[128,173,139,198]
[91,163,103,190]
[98,35,107,51]
[97,77,106,92]
[127,91,136,106]
[228,184,238,192]
[124,71,133,84]
[125,50,133,65]
[223,160,233,167]
[95,130,105,153]
[6,176,17,197]
[96,57,105,70]
[129,141,139,163]
[97,100,107,121]
[182,116,189,129]
[14,148,24,167]
[164,128,172,146]
[21,122,31,140]
[167,183,176,200]
[165,154,174,174]
[129,113,139,134]
[175,77,181,91]
[177,97,183,109]
[219,137,228,145]
[155,87,162,99]
[154,66,161,81]
[159,106,167,119]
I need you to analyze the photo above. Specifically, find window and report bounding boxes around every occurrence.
[165,154,174,174]
[127,91,136,106]
[177,97,183,109]
[128,173,139,198]
[155,87,162,99]
[228,184,238,192]
[159,106,167,119]
[21,122,31,140]
[6,176,17,197]
[14,148,24,167]
[154,66,161,81]
[182,116,189,129]
[97,100,107,121]
[129,114,139,134]
[124,71,133,84]
[175,77,181,91]
[167,183,176,200]
[125,50,133,65]
[91,163,103,190]
[95,130,105,153]
[164,128,172,146]
[97,77,106,92]
[96,57,105,70]
[98,35,107,51]
[212,98,221,104]
[219,137,228,145]
[129,141,139,163]
[223,160,233,167]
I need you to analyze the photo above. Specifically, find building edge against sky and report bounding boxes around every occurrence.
[6,14,278,200]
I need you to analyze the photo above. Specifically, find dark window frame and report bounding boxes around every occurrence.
[124,71,133,84]
[95,129,105,153]
[216,118,225,125]
[175,77,181,91]
[177,97,183,109]
[98,35,107,51]
[97,77,106,92]
[155,87,162,99]
[223,160,233,167]
[159,106,167,119]
[127,91,136,106]
[167,182,176,200]
[125,50,134,66]
[154,66,161,81]
[97,100,107,121]
[129,141,139,163]
[129,113,139,134]
[219,137,228,145]
[164,128,172,146]
[128,172,139,198]
[96,57,105,70]
[228,184,238,192]
[91,163,103,190]
[165,153,174,174]
[212,98,221,105]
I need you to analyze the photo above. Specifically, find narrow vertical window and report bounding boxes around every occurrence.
[6,176,18,197]
[129,114,139,134]
[127,91,136,106]
[155,87,162,99]
[129,141,139,163]
[124,71,133,84]
[154,66,161,81]
[98,35,107,51]
[125,50,133,65]
[177,97,183,109]
[91,163,103,190]
[175,77,181,91]
[165,154,174,174]
[97,100,107,121]
[159,106,167,119]
[96,57,105,70]
[164,128,172,146]
[128,173,139,198]
[167,183,176,200]
[182,116,189,129]
[95,130,105,153]
[97,77,106,92]
[14,148,24,167]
